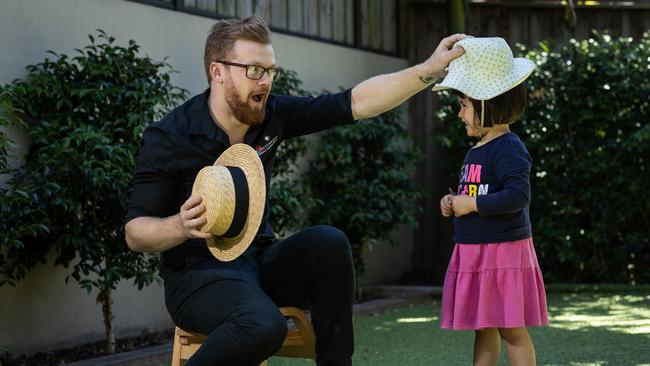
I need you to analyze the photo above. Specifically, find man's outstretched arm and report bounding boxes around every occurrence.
[125,195,211,252]
[350,33,466,120]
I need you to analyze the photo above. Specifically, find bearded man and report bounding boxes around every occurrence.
[125,15,464,366]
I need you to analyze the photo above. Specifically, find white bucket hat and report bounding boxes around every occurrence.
[432,37,535,100]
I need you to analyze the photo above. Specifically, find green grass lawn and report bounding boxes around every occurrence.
[270,287,650,365]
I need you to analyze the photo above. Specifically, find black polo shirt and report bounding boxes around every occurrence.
[125,88,355,272]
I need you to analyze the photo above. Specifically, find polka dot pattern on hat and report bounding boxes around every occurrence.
[432,37,535,100]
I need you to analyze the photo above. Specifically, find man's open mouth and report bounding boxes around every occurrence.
[251,93,265,103]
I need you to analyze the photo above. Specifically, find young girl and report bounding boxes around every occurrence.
[433,37,549,366]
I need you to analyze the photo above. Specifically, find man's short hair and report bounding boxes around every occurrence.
[204,15,271,83]
[454,83,527,127]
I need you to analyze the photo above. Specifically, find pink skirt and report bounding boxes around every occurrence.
[440,237,549,330]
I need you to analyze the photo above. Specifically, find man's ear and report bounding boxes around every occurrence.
[210,62,224,83]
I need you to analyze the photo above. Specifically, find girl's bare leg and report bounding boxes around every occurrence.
[498,327,536,366]
[474,328,500,366]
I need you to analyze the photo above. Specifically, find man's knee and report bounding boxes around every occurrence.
[238,309,288,353]
[311,225,352,260]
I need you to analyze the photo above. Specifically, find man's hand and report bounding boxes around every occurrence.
[419,34,467,83]
[440,194,454,218]
[180,195,212,239]
[451,195,478,217]
[125,195,213,252]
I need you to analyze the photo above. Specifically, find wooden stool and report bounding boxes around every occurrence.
[171,307,316,366]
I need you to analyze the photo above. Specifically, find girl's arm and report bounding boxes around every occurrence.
[476,140,532,216]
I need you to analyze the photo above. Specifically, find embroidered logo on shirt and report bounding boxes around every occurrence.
[255,136,278,156]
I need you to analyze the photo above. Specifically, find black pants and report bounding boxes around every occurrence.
[164,225,355,366]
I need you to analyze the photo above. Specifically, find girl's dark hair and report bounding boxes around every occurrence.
[453,83,527,127]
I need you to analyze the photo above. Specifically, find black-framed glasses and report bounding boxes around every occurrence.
[217,60,281,82]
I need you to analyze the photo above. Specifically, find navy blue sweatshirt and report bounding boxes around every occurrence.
[452,132,533,244]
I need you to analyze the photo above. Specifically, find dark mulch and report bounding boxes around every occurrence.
[0,330,173,366]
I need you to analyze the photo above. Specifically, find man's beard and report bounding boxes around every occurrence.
[224,81,266,126]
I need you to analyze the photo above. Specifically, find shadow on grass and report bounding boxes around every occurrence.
[270,290,650,366]
[531,291,650,366]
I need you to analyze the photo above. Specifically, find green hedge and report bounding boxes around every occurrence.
[306,108,422,285]
[268,69,317,236]
[0,31,187,352]
[433,32,650,284]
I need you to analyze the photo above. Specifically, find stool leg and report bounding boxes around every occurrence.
[171,327,182,366]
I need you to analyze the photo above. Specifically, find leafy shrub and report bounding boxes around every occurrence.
[1,30,187,352]
[305,108,423,291]
[268,69,317,235]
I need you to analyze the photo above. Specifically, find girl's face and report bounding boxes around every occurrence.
[457,96,481,138]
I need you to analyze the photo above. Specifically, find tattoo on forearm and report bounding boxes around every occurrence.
[419,75,436,84]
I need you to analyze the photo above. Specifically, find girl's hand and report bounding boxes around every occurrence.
[440,194,454,217]
[451,195,478,217]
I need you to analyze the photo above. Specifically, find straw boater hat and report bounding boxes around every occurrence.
[432,37,535,127]
[191,144,266,261]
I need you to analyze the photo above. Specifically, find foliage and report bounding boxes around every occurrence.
[433,31,650,283]
[0,87,25,173]
[0,87,53,287]
[305,108,423,283]
[268,69,318,235]
[0,30,187,352]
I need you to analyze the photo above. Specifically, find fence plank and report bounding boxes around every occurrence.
[288,1,302,32]
[303,0,319,36]
[237,0,253,17]
[271,0,288,28]
[254,0,271,23]
[369,0,382,50]
[346,0,354,44]
[382,0,396,52]
[218,0,235,16]
[320,0,333,39]
[197,0,216,12]
[360,0,370,47]
[333,0,346,42]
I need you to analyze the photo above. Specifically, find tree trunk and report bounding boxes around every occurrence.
[353,242,365,301]
[563,0,577,30]
[100,286,115,354]
[447,0,467,34]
